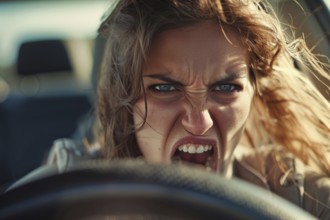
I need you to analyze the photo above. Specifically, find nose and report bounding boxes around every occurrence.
[182,108,214,135]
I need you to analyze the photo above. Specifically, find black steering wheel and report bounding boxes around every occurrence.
[0,160,316,220]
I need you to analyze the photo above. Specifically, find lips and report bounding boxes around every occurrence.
[171,137,218,171]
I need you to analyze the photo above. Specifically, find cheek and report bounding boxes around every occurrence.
[230,84,254,131]
[233,93,253,123]
[213,93,254,139]
[133,99,157,160]
[133,98,181,161]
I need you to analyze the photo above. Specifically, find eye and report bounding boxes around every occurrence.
[149,84,177,92]
[213,84,241,93]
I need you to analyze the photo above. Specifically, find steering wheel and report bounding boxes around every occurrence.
[0,160,316,220]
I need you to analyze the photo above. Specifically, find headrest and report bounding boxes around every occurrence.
[17,39,73,76]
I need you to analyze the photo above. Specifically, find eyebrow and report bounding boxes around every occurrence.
[143,73,183,85]
[143,72,247,85]
[215,72,248,83]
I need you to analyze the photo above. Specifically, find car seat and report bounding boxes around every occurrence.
[0,39,92,191]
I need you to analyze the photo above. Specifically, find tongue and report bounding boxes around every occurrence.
[177,151,211,165]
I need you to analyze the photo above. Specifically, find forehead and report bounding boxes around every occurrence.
[144,21,248,79]
[149,21,245,58]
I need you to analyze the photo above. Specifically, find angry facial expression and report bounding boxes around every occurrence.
[134,21,254,174]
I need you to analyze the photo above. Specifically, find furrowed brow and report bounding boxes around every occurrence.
[143,73,183,85]
[213,72,247,84]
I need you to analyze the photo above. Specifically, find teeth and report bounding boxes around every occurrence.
[177,144,213,154]
[172,155,214,172]
[205,156,213,172]
[206,156,213,166]
[172,155,181,162]
[172,156,213,172]
[196,145,204,153]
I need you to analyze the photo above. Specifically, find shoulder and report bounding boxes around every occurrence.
[234,145,330,219]
[47,138,101,172]
[7,138,101,191]
[303,167,330,220]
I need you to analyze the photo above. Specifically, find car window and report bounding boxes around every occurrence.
[324,0,330,9]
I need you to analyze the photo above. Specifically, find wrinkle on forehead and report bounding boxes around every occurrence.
[145,21,248,84]
[144,20,249,110]
[180,55,248,86]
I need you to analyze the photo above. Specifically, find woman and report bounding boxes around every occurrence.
[7,0,329,218]
[94,0,329,218]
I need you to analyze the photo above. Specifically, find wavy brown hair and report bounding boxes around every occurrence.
[97,0,330,175]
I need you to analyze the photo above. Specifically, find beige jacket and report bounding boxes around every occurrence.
[233,145,330,220]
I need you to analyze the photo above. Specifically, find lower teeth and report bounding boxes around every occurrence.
[172,155,213,170]
[205,156,213,167]
[172,155,181,162]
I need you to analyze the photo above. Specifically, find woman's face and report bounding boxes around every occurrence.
[134,21,254,174]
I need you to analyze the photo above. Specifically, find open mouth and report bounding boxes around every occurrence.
[172,144,215,171]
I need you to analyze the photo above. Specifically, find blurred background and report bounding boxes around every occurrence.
[0,0,111,190]
[0,0,329,191]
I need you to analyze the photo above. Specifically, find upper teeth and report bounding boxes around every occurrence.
[178,144,212,154]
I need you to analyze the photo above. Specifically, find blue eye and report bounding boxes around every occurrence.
[151,84,176,92]
[214,84,240,93]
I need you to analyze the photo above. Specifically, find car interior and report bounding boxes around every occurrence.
[0,38,93,188]
[0,0,110,191]
[0,0,329,218]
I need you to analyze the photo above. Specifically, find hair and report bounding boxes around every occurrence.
[96,0,330,175]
